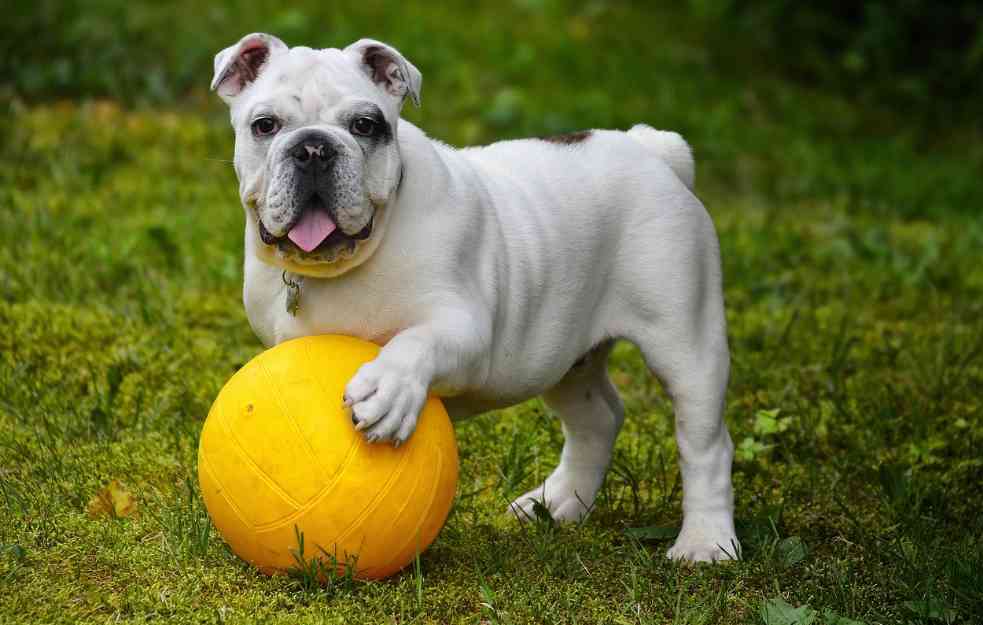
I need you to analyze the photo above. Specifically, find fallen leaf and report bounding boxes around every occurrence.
[760,597,817,625]
[611,372,634,388]
[776,536,808,568]
[87,480,138,519]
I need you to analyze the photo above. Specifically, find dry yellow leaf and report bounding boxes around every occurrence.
[86,480,138,519]
[611,371,634,389]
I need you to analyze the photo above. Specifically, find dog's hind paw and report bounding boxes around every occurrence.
[507,465,606,523]
[666,519,741,563]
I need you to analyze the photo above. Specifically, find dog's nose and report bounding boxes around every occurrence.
[289,140,335,171]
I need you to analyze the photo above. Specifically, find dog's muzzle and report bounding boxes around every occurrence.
[255,131,373,255]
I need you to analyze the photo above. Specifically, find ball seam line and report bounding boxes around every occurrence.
[259,351,327,478]
[252,438,361,533]
[332,437,415,552]
[376,443,444,575]
[215,391,303,512]
[198,429,252,530]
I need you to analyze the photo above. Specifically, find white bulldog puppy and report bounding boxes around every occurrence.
[212,33,739,561]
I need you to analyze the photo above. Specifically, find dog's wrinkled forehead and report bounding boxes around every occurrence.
[213,34,422,125]
[234,48,382,122]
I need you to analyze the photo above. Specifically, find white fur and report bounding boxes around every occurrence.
[218,36,739,562]
[627,125,694,190]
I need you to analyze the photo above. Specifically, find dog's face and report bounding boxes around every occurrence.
[212,34,421,277]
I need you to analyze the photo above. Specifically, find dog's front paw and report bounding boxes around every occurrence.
[343,359,428,445]
[666,516,741,563]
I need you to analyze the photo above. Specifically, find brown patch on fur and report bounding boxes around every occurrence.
[540,130,592,145]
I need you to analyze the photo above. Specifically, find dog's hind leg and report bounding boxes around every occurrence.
[621,210,740,562]
[633,322,738,562]
[508,340,624,522]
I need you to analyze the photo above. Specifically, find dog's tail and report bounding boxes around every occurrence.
[627,124,694,191]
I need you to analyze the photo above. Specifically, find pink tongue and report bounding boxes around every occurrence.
[287,208,337,252]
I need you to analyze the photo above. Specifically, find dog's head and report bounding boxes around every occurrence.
[212,34,421,277]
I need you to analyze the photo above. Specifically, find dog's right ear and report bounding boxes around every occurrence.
[211,33,287,102]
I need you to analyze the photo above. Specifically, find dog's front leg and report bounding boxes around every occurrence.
[344,310,487,445]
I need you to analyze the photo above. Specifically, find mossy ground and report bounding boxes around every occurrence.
[2,3,982,624]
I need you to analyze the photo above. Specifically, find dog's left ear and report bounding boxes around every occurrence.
[211,33,288,102]
[345,39,422,107]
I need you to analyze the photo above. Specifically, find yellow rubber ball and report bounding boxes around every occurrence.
[198,335,458,580]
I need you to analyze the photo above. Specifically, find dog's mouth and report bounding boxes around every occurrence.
[257,195,373,258]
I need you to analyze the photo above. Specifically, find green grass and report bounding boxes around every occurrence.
[2,3,982,624]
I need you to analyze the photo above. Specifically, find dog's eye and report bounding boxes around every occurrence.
[350,116,379,137]
[251,117,280,137]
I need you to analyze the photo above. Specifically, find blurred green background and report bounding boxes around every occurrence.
[2,2,982,624]
[4,0,983,218]
[7,0,983,114]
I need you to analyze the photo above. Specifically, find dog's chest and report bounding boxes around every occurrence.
[243,254,414,348]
